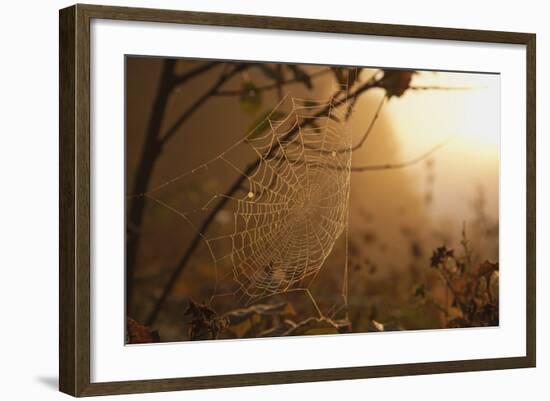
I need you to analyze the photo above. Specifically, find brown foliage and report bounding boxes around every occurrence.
[428,244,499,328]
[377,70,415,98]
[184,299,229,340]
[126,317,160,344]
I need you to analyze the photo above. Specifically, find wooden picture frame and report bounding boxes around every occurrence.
[59,3,536,396]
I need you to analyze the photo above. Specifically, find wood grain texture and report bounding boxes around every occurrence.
[525,34,536,367]
[60,4,92,396]
[59,5,76,395]
[79,3,533,44]
[59,3,537,397]
[78,357,534,396]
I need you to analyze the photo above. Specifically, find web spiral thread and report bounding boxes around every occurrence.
[145,82,353,305]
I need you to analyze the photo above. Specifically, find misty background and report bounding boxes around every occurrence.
[125,57,499,342]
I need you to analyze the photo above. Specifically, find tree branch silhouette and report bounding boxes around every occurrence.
[214,68,332,96]
[144,73,439,325]
[350,140,449,171]
[126,59,177,312]
[126,60,249,313]
[160,64,249,145]
[350,94,386,152]
[172,61,221,87]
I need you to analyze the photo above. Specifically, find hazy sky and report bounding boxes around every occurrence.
[382,71,499,220]
[126,58,500,285]
[125,59,501,333]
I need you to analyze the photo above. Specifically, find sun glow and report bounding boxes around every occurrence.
[354,71,500,221]
[389,72,499,152]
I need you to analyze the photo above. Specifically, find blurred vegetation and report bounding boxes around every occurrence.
[128,188,499,343]
[125,58,499,343]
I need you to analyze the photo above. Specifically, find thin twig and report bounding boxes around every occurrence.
[280,140,449,172]
[350,139,450,172]
[437,267,467,312]
[144,77,381,325]
[215,68,332,96]
[172,62,222,87]
[276,64,283,100]
[144,75,449,325]
[350,95,386,152]
[160,64,248,145]
[409,85,474,91]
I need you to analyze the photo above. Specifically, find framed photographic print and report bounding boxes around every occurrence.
[59,4,536,397]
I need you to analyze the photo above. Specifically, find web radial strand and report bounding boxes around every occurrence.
[231,84,352,301]
[142,80,353,305]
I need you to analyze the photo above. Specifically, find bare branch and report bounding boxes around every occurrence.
[350,94,386,152]
[145,75,453,325]
[279,138,449,173]
[160,64,248,145]
[145,76,382,325]
[279,92,385,157]
[350,139,450,172]
[409,85,474,91]
[172,61,222,87]
[215,68,332,96]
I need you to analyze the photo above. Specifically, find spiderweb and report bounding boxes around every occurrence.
[143,81,353,309]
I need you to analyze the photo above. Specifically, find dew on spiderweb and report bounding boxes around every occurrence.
[140,81,354,313]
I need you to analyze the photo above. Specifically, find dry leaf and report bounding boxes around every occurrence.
[126,317,160,344]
